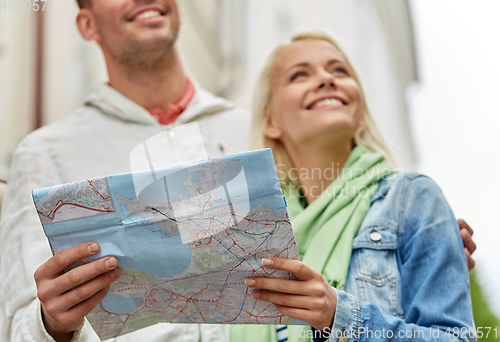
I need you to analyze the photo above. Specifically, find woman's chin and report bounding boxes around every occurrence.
[300,128,356,149]
[315,119,358,138]
[307,111,359,128]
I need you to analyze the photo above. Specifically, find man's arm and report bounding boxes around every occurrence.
[0,138,59,342]
[0,138,117,342]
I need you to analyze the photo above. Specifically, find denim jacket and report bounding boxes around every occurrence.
[310,173,476,342]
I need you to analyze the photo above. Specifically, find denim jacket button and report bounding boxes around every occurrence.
[370,231,382,242]
[339,328,349,342]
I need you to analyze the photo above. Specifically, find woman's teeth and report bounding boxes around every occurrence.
[135,10,162,21]
[313,98,343,109]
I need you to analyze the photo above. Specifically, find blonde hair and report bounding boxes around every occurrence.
[251,30,395,185]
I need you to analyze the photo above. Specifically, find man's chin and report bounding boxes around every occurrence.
[135,36,176,51]
[107,37,176,70]
[128,27,178,46]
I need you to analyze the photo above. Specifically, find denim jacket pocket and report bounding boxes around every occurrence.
[352,226,400,316]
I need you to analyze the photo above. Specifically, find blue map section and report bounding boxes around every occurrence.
[38,149,288,319]
[225,151,286,213]
[43,214,123,258]
[33,187,52,204]
[107,172,192,278]
[101,292,143,315]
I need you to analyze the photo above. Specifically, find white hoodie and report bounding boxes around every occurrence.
[0,83,251,342]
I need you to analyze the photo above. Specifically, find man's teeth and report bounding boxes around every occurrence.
[313,98,343,109]
[135,10,162,21]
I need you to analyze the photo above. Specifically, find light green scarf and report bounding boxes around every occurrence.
[230,145,394,342]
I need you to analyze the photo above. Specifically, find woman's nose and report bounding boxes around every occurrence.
[317,71,335,89]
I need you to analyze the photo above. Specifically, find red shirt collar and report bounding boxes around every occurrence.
[148,77,195,125]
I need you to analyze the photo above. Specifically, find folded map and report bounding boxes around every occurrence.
[33,148,301,340]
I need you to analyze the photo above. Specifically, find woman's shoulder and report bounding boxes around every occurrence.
[381,171,458,236]
[376,171,444,202]
[381,171,440,188]
[366,171,453,232]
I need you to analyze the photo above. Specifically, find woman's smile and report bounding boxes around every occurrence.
[306,96,348,110]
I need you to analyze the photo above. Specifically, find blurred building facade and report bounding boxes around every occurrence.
[0,0,418,184]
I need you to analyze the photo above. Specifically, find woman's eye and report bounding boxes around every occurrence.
[332,67,348,76]
[290,72,307,81]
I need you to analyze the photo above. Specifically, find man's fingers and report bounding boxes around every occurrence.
[69,285,111,320]
[261,258,320,281]
[40,266,120,315]
[58,267,121,311]
[39,265,120,335]
[38,242,100,278]
[465,248,475,271]
[458,222,476,270]
[458,219,474,236]
[460,228,477,254]
[52,256,119,296]
[47,285,111,332]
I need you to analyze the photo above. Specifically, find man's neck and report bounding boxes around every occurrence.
[106,49,186,113]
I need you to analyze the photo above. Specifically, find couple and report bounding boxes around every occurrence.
[0,1,475,342]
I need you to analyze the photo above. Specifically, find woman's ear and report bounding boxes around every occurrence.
[264,111,282,139]
[76,9,100,42]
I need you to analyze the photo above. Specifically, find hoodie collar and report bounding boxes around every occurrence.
[84,80,235,127]
[175,79,236,125]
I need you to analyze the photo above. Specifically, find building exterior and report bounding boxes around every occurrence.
[0,0,418,180]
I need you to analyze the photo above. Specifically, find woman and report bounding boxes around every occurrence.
[231,31,475,342]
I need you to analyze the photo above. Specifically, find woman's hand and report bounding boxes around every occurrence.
[245,257,336,331]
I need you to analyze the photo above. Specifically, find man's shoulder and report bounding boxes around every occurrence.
[20,105,103,147]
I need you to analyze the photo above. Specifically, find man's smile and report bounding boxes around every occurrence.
[128,5,167,23]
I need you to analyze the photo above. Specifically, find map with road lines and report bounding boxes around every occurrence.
[33,149,301,340]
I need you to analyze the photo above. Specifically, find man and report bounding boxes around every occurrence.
[0,1,476,341]
[0,1,248,341]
